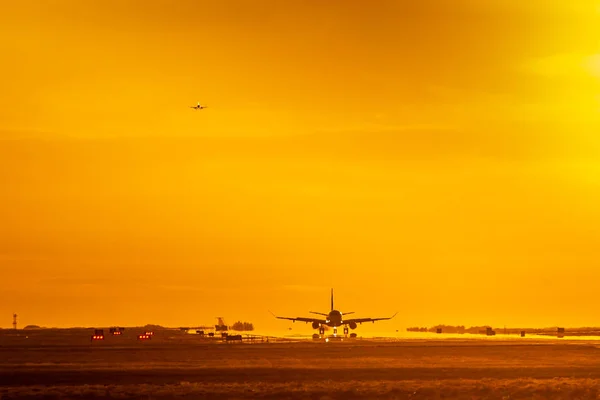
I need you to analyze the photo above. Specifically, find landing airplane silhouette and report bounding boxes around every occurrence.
[272,289,396,337]
[190,102,207,110]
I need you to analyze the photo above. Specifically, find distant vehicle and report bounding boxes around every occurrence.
[272,289,396,337]
[109,327,124,336]
[225,334,242,343]
[190,101,208,110]
[91,329,104,341]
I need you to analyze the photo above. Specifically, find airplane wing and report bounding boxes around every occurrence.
[276,316,327,324]
[344,313,398,325]
[270,311,326,324]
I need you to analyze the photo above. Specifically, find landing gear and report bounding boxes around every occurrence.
[343,326,349,336]
[333,327,338,337]
[319,326,325,336]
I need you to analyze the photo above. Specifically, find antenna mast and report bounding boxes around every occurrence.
[12,313,17,330]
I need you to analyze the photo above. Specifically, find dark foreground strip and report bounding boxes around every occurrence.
[0,367,598,387]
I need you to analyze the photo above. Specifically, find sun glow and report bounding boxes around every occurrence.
[2,0,600,330]
[586,54,600,78]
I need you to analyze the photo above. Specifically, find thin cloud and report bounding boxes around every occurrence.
[521,53,600,79]
[280,285,328,293]
[0,130,72,141]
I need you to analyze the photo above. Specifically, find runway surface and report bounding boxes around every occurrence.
[2,328,600,399]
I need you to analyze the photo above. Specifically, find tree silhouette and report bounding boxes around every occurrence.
[231,321,254,331]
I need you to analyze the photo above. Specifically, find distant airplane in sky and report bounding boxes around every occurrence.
[190,101,207,110]
[272,289,396,337]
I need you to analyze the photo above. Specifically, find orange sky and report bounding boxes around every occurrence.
[1,1,600,330]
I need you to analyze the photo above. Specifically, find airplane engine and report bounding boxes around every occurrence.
[312,321,320,330]
[349,321,358,330]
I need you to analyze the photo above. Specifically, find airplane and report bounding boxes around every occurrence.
[190,101,207,110]
[272,289,397,337]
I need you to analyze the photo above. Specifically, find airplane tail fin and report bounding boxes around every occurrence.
[331,288,334,311]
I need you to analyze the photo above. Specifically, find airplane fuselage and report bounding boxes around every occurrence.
[325,310,343,327]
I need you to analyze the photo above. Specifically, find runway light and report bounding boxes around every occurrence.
[325,338,329,343]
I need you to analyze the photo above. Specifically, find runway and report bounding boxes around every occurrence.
[3,329,600,398]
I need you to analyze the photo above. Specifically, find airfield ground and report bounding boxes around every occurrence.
[2,328,600,399]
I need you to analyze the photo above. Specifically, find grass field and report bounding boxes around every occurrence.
[2,328,600,399]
